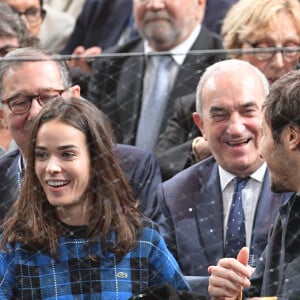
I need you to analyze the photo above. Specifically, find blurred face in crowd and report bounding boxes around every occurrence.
[194,68,266,176]
[35,119,91,226]
[241,11,300,84]
[1,60,80,156]
[133,0,206,51]
[1,0,43,37]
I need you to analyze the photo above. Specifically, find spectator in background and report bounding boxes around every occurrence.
[88,0,225,151]
[0,0,94,95]
[153,59,291,295]
[222,0,300,84]
[155,0,300,180]
[62,0,136,66]
[62,0,237,73]
[154,92,207,180]
[44,0,85,19]
[62,0,137,74]
[0,97,189,299]
[0,0,75,52]
[40,1,75,52]
[203,0,237,34]
[0,3,37,155]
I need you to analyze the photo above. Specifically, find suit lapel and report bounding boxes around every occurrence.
[194,162,225,263]
[163,26,224,132]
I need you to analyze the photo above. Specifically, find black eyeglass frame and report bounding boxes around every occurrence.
[11,6,46,23]
[245,41,300,61]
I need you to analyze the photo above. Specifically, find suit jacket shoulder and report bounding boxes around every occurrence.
[115,144,162,217]
[155,93,200,180]
[88,26,225,145]
[0,149,21,223]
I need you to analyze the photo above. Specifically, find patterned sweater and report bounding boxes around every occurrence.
[0,220,189,299]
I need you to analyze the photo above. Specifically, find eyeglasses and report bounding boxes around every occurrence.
[0,45,19,57]
[245,41,300,61]
[1,89,67,115]
[11,7,45,24]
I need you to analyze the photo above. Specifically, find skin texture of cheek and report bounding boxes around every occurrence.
[6,112,29,154]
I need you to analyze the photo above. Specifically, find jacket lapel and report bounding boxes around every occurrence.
[194,162,225,263]
[163,26,225,132]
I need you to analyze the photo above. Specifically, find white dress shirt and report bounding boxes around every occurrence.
[219,162,267,248]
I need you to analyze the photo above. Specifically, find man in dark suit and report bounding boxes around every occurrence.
[88,0,225,149]
[62,0,136,54]
[153,59,291,293]
[0,47,161,223]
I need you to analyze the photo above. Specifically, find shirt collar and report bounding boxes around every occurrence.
[219,162,267,191]
[144,24,201,66]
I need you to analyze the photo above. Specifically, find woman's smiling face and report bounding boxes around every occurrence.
[35,119,91,225]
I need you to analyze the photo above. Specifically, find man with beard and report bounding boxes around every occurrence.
[88,0,225,150]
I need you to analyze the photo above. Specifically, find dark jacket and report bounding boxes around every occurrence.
[246,193,300,299]
[154,93,200,180]
[62,0,133,54]
[153,156,290,277]
[87,26,225,145]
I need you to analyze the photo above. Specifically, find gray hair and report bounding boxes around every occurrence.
[196,59,270,115]
[0,47,71,99]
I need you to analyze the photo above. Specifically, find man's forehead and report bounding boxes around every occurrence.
[2,60,63,93]
[3,0,40,8]
[4,60,60,78]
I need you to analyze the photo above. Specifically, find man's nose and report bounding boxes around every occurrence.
[227,113,245,135]
[146,0,165,10]
[27,98,43,122]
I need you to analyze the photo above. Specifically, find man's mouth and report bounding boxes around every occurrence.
[226,138,251,146]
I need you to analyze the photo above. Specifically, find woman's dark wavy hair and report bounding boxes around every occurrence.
[1,97,142,258]
[263,69,300,144]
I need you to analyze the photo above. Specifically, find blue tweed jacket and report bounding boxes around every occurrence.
[0,219,189,299]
